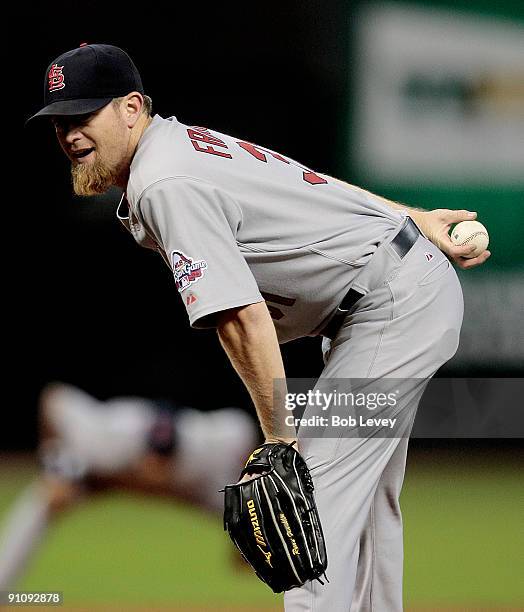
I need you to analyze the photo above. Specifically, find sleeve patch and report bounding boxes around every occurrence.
[171,250,208,293]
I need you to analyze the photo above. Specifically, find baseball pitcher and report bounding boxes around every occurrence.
[27,44,490,611]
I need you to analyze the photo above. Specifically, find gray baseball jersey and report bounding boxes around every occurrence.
[118,115,403,343]
[116,114,464,611]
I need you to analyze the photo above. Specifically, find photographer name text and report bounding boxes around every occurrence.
[286,415,397,429]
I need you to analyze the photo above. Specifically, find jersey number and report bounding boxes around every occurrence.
[236,141,327,185]
[261,291,296,320]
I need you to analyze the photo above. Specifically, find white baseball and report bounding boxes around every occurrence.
[450,220,489,258]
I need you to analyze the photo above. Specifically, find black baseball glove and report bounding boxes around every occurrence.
[223,442,328,593]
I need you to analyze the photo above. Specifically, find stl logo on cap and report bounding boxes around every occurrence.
[48,64,65,92]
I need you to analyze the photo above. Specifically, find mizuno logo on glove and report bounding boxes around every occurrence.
[247,500,267,548]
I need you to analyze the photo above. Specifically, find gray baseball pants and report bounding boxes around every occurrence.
[284,224,464,611]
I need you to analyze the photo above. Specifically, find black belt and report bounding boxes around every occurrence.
[321,217,421,340]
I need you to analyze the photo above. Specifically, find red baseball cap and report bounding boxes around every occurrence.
[27,43,144,123]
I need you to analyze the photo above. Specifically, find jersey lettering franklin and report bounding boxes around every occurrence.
[122,115,403,343]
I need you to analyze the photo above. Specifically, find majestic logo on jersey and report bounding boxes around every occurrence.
[186,292,198,306]
[171,250,207,293]
[48,64,65,92]
[424,252,434,262]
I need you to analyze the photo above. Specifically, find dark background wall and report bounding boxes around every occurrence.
[8,1,350,448]
[7,0,522,449]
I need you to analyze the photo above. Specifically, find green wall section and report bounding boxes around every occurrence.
[346,0,524,272]
[401,0,524,22]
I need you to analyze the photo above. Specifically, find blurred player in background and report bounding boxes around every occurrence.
[0,383,257,589]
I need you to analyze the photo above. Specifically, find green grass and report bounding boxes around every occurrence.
[402,458,523,607]
[0,461,280,608]
[0,455,522,609]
